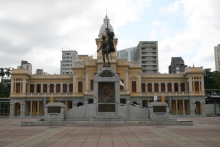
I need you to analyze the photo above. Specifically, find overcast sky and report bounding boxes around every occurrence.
[0,0,219,74]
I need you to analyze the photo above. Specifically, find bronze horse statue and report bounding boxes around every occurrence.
[97,23,115,66]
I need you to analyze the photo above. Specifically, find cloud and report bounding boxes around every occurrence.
[158,0,220,73]
[0,0,151,74]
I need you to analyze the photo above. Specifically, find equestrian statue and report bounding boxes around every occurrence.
[97,23,115,66]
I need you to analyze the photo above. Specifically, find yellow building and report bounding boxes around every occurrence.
[9,16,206,118]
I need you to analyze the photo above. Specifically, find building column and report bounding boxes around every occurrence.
[67,82,69,93]
[182,100,185,115]
[61,82,63,93]
[41,83,43,93]
[34,84,36,93]
[86,70,88,91]
[159,82,161,92]
[47,83,49,93]
[145,82,148,92]
[54,83,56,93]
[138,72,141,92]
[201,77,204,94]
[11,78,14,93]
[20,82,22,93]
[73,73,75,93]
[126,70,128,90]
[30,101,33,116]
[178,82,181,92]
[152,82,154,92]
[189,77,192,94]
[37,101,39,116]
[175,100,178,115]
[172,81,174,92]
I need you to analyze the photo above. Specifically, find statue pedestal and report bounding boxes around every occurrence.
[93,67,120,118]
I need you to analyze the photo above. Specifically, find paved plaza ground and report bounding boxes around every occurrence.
[0,117,220,147]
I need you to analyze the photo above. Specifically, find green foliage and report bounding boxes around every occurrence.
[213,71,220,88]
[204,68,218,89]
[0,83,10,98]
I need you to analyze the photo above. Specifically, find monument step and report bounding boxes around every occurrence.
[68,120,140,125]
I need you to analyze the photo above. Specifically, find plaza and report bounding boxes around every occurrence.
[0,117,220,147]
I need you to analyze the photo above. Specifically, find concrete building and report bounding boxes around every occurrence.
[60,50,78,74]
[117,47,137,62]
[9,16,206,118]
[36,69,48,75]
[214,44,220,71]
[134,41,158,73]
[169,57,187,74]
[17,60,32,74]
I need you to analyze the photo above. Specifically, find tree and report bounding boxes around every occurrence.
[204,68,218,89]
[0,83,10,98]
[5,67,11,78]
[0,67,5,82]
[213,71,220,90]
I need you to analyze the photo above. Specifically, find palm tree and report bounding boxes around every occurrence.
[5,67,11,79]
[0,67,5,82]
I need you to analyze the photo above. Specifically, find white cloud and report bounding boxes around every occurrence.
[159,0,220,73]
[0,0,151,74]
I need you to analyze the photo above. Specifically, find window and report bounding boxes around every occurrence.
[43,84,47,93]
[141,83,146,92]
[63,84,67,93]
[132,81,136,92]
[50,84,54,93]
[181,83,185,92]
[174,83,178,92]
[120,98,126,104]
[30,84,34,93]
[195,81,199,91]
[16,83,20,93]
[56,84,60,93]
[161,83,165,92]
[154,83,158,92]
[148,83,152,92]
[37,84,41,93]
[88,99,93,104]
[69,84,73,92]
[90,80,93,90]
[78,82,83,93]
[168,83,172,92]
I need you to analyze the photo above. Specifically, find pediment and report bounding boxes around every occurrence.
[77,76,84,81]
[129,76,138,80]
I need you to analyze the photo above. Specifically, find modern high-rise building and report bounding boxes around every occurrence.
[60,50,78,74]
[168,57,187,74]
[214,44,220,71]
[133,41,158,73]
[116,47,137,62]
[17,60,32,74]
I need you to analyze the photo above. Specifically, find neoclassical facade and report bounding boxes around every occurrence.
[9,16,206,118]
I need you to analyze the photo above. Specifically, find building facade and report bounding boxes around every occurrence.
[9,16,206,118]
[169,57,187,74]
[17,60,32,74]
[117,47,137,62]
[60,50,78,74]
[214,44,220,71]
[134,41,158,73]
